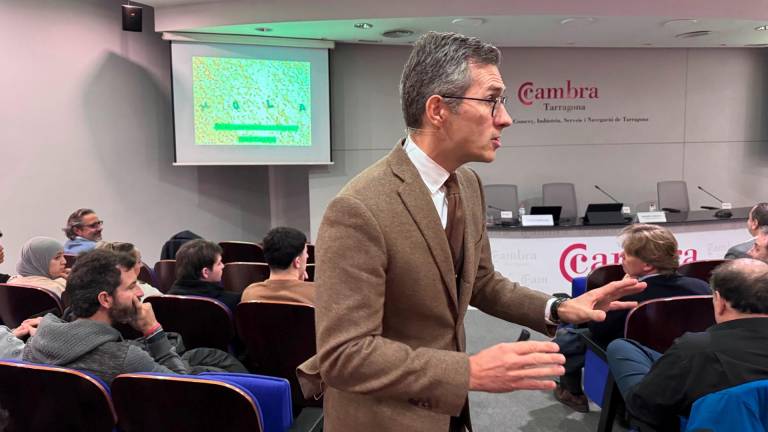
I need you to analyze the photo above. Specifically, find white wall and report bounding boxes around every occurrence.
[310,43,768,237]
[0,0,273,272]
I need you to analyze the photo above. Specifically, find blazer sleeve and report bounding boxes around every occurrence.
[315,195,470,417]
[466,170,553,335]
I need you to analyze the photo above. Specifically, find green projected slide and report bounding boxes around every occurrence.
[192,56,311,146]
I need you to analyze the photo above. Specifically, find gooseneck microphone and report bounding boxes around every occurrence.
[487,204,507,212]
[697,186,725,203]
[697,186,732,218]
[594,185,620,203]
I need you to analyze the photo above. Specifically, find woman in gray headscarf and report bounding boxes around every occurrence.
[7,237,68,297]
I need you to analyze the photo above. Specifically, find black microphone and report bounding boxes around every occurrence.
[487,204,507,212]
[697,186,732,218]
[594,185,620,203]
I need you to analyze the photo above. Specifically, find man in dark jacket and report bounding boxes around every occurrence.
[168,239,241,312]
[607,258,768,430]
[554,224,710,412]
[24,249,189,384]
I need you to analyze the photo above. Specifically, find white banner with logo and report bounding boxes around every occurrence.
[489,227,747,295]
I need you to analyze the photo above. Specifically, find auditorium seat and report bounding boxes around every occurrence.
[0,360,116,431]
[145,295,234,351]
[64,253,78,269]
[153,259,176,294]
[0,283,63,328]
[586,264,625,291]
[542,182,578,221]
[483,184,519,215]
[137,262,156,286]
[236,301,320,415]
[220,241,266,264]
[677,259,725,283]
[306,243,315,264]
[657,180,690,212]
[223,262,270,293]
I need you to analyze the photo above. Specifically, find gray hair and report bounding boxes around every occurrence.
[399,31,501,129]
[63,208,95,240]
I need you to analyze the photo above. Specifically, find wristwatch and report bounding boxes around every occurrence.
[549,293,571,324]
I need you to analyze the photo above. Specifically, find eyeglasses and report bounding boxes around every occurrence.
[78,220,104,229]
[440,95,508,118]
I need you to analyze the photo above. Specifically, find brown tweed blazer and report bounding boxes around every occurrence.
[312,142,551,431]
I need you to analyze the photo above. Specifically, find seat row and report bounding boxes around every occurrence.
[0,360,322,432]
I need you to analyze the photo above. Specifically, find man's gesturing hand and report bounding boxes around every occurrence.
[557,278,647,324]
[468,341,565,393]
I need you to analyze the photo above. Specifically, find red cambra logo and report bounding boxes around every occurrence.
[517,80,599,106]
[558,243,699,283]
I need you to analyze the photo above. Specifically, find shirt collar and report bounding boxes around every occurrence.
[403,135,450,193]
[638,273,661,282]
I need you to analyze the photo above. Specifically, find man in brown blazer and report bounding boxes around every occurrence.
[311,32,646,431]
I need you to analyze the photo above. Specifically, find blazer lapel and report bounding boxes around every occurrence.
[456,170,477,313]
[389,143,459,313]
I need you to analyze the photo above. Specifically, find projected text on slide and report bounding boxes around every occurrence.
[193,56,312,146]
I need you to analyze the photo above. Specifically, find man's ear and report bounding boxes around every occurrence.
[424,95,448,128]
[713,291,728,316]
[97,291,112,309]
[200,267,211,280]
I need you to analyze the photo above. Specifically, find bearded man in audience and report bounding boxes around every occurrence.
[606,259,768,430]
[725,202,768,259]
[241,227,314,305]
[24,249,189,384]
[62,208,104,254]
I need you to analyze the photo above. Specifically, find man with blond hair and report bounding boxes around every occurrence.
[554,224,710,412]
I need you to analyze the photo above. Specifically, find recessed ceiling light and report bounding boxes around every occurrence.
[559,17,597,25]
[675,30,715,39]
[382,29,414,38]
[451,18,486,27]
[254,27,272,32]
[663,19,699,28]
[354,23,374,30]
[755,25,768,31]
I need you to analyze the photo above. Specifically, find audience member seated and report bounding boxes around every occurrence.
[23,249,190,384]
[553,224,710,412]
[0,231,9,283]
[8,237,69,297]
[62,208,104,254]
[241,227,315,305]
[168,239,240,312]
[607,259,768,430]
[95,241,162,300]
[747,226,768,262]
[160,230,202,260]
[0,317,41,360]
[725,202,768,259]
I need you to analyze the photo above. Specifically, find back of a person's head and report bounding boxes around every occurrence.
[95,241,140,263]
[63,208,95,240]
[175,239,221,281]
[67,249,135,318]
[262,227,307,270]
[752,203,768,227]
[620,224,679,273]
[710,258,768,314]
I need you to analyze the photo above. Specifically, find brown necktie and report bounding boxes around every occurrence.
[444,173,465,277]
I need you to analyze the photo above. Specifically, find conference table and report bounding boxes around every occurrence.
[487,206,750,295]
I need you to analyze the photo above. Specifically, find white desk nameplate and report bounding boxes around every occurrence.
[721,202,733,210]
[500,211,514,219]
[637,211,667,223]
[521,214,554,227]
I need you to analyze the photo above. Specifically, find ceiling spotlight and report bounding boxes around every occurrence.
[354,23,374,29]
[254,27,272,32]
[559,17,597,25]
[451,18,486,27]
[675,30,714,39]
[663,19,699,28]
[382,29,414,38]
[755,25,768,31]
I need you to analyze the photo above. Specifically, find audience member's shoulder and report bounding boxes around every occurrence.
[677,274,711,293]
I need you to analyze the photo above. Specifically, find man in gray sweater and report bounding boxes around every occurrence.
[23,249,189,384]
